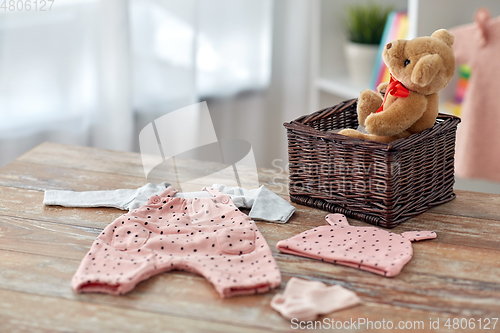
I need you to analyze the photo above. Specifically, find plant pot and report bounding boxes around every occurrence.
[344,42,379,87]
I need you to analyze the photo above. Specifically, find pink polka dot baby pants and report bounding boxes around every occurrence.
[72,186,281,298]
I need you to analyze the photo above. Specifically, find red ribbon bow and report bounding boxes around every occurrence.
[376,74,410,113]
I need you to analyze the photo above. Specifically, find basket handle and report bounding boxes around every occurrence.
[297,99,357,125]
[284,120,331,138]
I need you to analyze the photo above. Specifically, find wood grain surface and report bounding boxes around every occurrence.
[0,142,498,332]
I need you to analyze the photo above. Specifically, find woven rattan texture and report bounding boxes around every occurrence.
[284,99,461,228]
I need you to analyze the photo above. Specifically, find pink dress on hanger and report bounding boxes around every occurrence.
[451,8,500,182]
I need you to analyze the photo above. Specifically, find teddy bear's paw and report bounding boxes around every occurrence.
[339,128,401,143]
[376,82,389,93]
[357,90,383,126]
[364,113,384,135]
[365,113,401,137]
[338,128,365,139]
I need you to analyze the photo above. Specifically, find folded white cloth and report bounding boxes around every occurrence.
[43,183,295,223]
[249,185,295,223]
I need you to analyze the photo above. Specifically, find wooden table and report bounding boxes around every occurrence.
[0,142,499,332]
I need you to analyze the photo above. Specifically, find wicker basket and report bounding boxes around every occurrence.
[284,99,461,228]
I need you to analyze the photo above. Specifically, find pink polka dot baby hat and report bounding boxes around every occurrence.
[276,214,436,277]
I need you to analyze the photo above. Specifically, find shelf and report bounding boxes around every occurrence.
[316,77,366,100]
[312,0,500,110]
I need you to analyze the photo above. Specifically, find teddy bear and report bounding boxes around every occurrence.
[339,29,456,143]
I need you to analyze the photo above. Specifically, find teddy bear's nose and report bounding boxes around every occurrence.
[386,43,392,49]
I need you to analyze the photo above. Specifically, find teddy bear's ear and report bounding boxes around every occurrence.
[431,29,454,47]
[411,54,444,87]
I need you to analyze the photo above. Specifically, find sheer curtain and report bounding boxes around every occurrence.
[204,0,313,169]
[131,0,313,169]
[130,0,272,112]
[0,0,312,170]
[0,0,133,165]
[0,1,97,164]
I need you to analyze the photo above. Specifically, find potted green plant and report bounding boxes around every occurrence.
[344,2,393,86]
